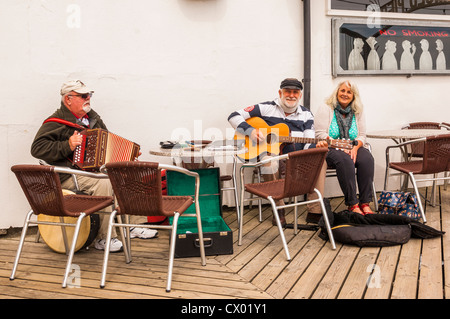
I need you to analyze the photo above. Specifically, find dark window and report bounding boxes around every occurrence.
[331,0,450,15]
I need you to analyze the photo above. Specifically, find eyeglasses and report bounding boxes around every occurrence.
[68,92,93,99]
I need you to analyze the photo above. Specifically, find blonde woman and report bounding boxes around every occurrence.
[315,81,375,215]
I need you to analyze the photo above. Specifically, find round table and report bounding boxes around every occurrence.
[367,129,450,142]
[149,145,245,169]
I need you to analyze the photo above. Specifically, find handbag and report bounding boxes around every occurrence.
[378,191,421,220]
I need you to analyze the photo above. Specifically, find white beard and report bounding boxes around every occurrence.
[278,97,299,114]
[82,102,91,113]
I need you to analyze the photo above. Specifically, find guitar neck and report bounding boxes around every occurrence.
[279,136,326,144]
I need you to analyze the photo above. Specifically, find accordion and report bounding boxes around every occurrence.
[73,129,140,171]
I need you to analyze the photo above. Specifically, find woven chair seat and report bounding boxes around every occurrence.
[389,161,423,175]
[245,180,285,200]
[63,195,114,217]
[115,195,193,217]
[162,196,193,215]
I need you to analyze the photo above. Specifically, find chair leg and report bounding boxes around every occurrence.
[314,189,336,250]
[124,215,132,261]
[231,157,241,224]
[408,173,427,223]
[10,210,34,281]
[294,196,298,235]
[100,210,118,288]
[249,168,263,221]
[372,181,378,211]
[249,169,256,210]
[62,213,86,288]
[267,197,291,261]
[117,215,131,263]
[238,168,246,246]
[430,174,437,207]
[444,172,449,190]
[59,216,70,255]
[384,166,390,190]
[166,212,180,292]
[193,200,206,266]
[257,168,263,222]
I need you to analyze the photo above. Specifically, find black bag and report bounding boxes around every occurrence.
[318,210,445,247]
[331,224,411,247]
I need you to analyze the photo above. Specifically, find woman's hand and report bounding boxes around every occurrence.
[344,140,362,163]
[316,140,328,148]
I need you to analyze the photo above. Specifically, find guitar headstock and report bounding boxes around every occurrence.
[329,139,355,150]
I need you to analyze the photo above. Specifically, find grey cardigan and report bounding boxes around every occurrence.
[314,104,368,146]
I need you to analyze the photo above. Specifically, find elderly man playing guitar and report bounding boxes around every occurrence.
[228,78,351,226]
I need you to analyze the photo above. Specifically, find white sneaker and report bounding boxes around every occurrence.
[130,227,158,239]
[94,238,123,252]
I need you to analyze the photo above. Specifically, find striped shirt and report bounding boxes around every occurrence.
[228,98,316,154]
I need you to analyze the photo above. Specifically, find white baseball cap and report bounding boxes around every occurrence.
[60,80,94,95]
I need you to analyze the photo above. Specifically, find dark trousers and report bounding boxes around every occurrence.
[326,147,374,206]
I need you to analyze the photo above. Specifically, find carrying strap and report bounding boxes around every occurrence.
[43,117,85,130]
[42,118,85,166]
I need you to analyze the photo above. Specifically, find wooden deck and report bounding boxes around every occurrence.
[1,186,449,300]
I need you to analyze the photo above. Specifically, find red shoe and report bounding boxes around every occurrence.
[348,204,364,215]
[359,203,374,215]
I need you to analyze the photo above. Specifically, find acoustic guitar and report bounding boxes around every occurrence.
[234,117,355,161]
[37,189,100,254]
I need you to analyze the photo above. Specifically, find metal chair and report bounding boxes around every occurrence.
[384,134,450,223]
[238,148,336,261]
[100,161,206,292]
[402,122,449,159]
[10,164,114,288]
[400,123,450,200]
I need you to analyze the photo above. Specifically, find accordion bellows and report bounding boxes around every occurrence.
[74,129,140,171]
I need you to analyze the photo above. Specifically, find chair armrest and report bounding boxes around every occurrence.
[365,142,373,153]
[53,166,109,179]
[39,160,109,179]
[385,137,426,165]
[386,137,426,150]
[238,153,289,190]
[240,153,289,170]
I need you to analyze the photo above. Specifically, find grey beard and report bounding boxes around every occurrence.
[82,103,91,113]
[279,99,299,114]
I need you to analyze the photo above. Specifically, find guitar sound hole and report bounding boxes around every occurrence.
[266,133,278,144]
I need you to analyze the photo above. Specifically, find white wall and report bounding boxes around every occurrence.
[0,0,304,228]
[1,0,448,229]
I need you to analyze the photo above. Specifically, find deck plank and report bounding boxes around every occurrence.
[1,187,449,299]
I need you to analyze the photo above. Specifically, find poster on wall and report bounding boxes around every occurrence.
[332,18,450,76]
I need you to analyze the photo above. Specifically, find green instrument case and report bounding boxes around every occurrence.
[166,167,233,257]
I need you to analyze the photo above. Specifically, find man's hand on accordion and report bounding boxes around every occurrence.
[69,130,83,151]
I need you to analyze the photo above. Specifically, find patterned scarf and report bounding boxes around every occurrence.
[334,103,354,139]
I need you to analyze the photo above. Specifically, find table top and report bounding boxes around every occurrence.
[367,129,450,140]
[149,145,245,158]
